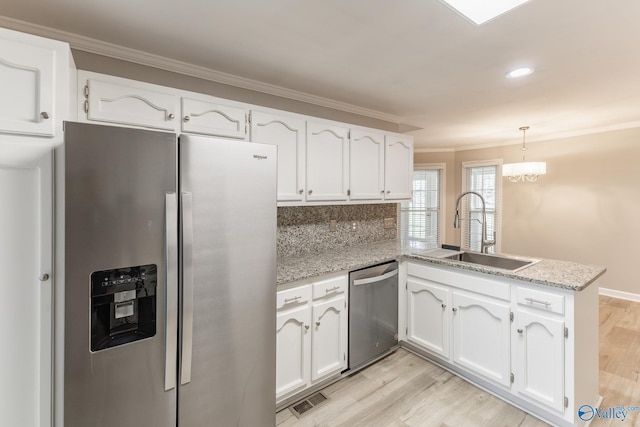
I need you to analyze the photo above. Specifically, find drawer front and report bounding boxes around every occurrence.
[312,275,347,300]
[516,287,564,315]
[277,285,312,311]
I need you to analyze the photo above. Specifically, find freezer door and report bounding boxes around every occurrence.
[179,135,277,427]
[64,122,178,427]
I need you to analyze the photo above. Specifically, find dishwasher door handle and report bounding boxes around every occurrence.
[352,269,398,286]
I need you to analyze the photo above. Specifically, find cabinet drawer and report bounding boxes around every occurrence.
[277,285,312,310]
[516,287,564,315]
[312,275,347,300]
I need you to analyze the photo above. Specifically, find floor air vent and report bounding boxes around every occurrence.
[289,391,329,418]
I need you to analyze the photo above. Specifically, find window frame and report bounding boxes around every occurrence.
[460,159,502,253]
[401,163,446,250]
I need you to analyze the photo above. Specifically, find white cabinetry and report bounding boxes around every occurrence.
[402,259,600,427]
[305,122,350,202]
[349,129,384,200]
[513,287,566,413]
[0,27,72,427]
[181,97,247,139]
[276,274,348,404]
[406,278,450,358]
[83,75,179,131]
[276,285,312,400]
[384,134,413,200]
[452,290,511,387]
[250,111,305,202]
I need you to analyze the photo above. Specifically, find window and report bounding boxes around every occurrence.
[401,165,444,250]
[460,161,501,253]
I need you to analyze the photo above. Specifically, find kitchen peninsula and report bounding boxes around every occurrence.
[276,240,605,427]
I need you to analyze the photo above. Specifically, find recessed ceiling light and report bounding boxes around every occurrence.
[506,67,535,78]
[440,0,531,25]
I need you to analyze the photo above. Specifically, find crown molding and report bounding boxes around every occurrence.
[0,16,403,125]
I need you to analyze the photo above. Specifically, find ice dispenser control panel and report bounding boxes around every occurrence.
[90,264,157,352]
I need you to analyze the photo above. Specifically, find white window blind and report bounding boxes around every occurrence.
[401,167,442,250]
[461,162,500,253]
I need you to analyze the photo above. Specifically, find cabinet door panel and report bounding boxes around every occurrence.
[406,278,450,358]
[276,306,311,400]
[311,297,347,381]
[251,111,305,202]
[0,151,52,427]
[87,79,178,130]
[384,135,413,200]
[515,310,565,412]
[182,98,246,139]
[306,122,349,201]
[452,291,511,387]
[350,130,384,200]
[0,38,54,136]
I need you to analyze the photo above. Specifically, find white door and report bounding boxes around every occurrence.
[0,37,54,136]
[0,147,53,427]
[311,297,347,382]
[305,122,349,201]
[384,135,413,200]
[276,305,311,400]
[406,278,450,358]
[250,111,306,202]
[349,129,384,200]
[181,97,247,139]
[452,290,511,387]
[85,78,179,130]
[515,310,565,412]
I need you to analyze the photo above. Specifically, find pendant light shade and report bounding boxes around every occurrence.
[502,126,546,182]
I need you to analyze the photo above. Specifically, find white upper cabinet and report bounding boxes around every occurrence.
[349,129,384,200]
[384,134,414,200]
[181,97,247,139]
[250,111,306,202]
[0,28,70,139]
[82,73,179,131]
[305,122,349,202]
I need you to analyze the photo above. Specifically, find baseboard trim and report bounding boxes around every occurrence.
[599,287,640,302]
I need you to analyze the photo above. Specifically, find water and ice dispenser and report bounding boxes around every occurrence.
[90,264,157,352]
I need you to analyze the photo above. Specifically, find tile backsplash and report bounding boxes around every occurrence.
[277,204,398,258]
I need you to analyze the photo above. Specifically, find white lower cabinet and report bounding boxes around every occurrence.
[276,274,348,404]
[513,287,566,413]
[276,304,312,399]
[452,290,511,387]
[403,260,600,427]
[406,278,450,358]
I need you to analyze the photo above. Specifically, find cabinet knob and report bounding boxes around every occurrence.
[441,303,446,309]
[39,273,50,282]
[517,328,523,334]
[183,116,191,122]
[304,325,310,331]
[315,321,320,327]
[298,189,304,194]
[452,307,458,312]
[380,190,385,194]
[41,112,50,120]
[386,190,391,194]
[167,113,175,120]
[308,189,313,195]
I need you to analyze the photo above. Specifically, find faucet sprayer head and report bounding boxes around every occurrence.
[453,210,460,228]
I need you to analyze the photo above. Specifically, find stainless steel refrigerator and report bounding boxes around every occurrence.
[63,122,276,426]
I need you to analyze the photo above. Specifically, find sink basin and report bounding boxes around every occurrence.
[443,251,538,272]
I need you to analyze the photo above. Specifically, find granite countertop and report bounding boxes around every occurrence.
[276,240,606,291]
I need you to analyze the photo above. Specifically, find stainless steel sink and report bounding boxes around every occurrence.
[443,251,538,272]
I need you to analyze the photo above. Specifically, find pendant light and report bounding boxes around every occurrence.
[502,126,546,182]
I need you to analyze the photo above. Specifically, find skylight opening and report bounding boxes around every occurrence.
[440,0,531,25]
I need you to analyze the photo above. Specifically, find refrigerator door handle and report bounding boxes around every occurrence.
[165,192,178,391]
[180,192,194,385]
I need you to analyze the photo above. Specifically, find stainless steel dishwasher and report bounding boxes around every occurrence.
[348,261,399,371]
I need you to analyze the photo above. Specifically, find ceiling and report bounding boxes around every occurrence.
[1,0,639,150]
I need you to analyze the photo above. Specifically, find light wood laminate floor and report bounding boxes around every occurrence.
[276,296,640,427]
